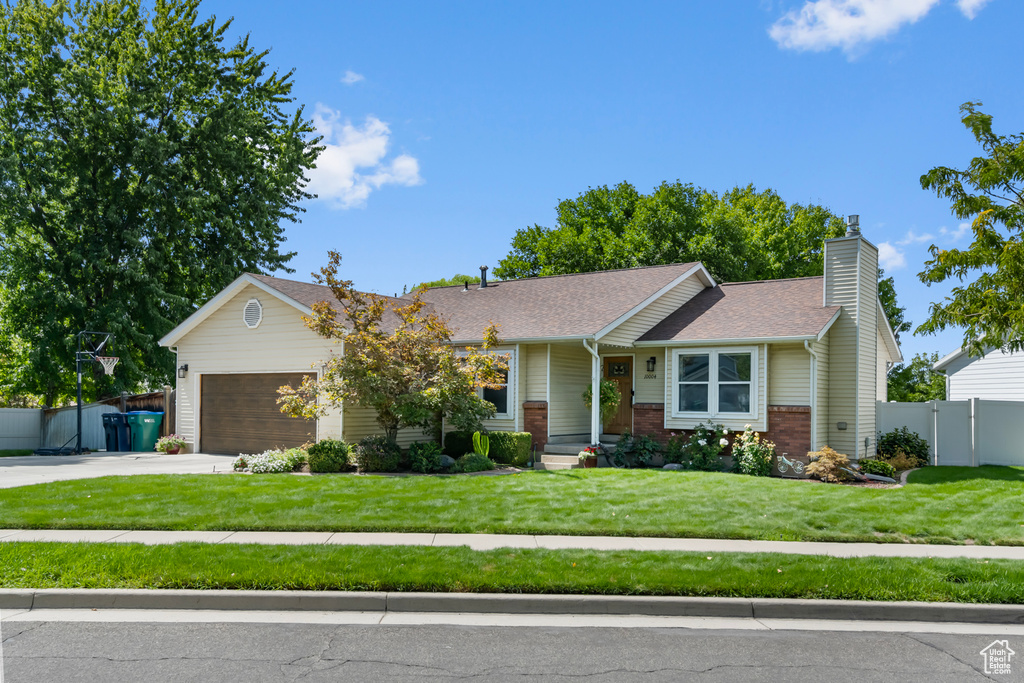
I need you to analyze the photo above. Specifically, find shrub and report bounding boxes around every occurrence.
[443,430,475,457]
[409,441,444,473]
[307,439,350,473]
[880,449,919,472]
[732,425,774,477]
[352,435,401,472]
[877,426,929,467]
[805,446,852,483]
[858,458,896,479]
[456,452,495,473]
[663,432,689,466]
[684,420,728,472]
[234,447,306,474]
[488,432,531,466]
[582,378,622,423]
[610,431,660,468]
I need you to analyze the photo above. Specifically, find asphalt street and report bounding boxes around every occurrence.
[1,614,1020,682]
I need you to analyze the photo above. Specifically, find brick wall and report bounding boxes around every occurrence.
[630,403,812,458]
[523,401,548,453]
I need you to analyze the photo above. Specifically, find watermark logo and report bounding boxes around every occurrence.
[980,640,1015,676]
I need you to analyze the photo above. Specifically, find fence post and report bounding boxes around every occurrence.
[969,397,976,467]
[931,400,939,466]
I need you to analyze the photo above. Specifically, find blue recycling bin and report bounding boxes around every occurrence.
[102,413,131,452]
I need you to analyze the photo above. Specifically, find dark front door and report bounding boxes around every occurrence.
[603,357,632,434]
[200,373,314,455]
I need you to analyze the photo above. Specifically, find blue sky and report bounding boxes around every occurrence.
[202,0,1021,362]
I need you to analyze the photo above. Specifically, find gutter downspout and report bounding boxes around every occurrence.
[804,340,817,451]
[582,339,601,446]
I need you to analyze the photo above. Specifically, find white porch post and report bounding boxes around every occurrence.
[583,339,601,446]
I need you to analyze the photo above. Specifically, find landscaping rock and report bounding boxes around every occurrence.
[663,463,684,471]
[440,455,456,469]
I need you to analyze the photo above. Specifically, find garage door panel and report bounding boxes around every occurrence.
[200,373,315,455]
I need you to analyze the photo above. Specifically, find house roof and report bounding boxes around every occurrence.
[411,263,705,342]
[637,277,841,344]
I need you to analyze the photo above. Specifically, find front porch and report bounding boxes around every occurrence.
[533,435,620,470]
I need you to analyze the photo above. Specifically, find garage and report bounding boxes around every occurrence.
[199,373,314,455]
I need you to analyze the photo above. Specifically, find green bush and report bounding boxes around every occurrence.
[732,426,774,477]
[456,452,495,473]
[610,431,660,468]
[684,421,727,472]
[409,441,443,473]
[488,432,531,466]
[353,435,401,473]
[443,430,474,457]
[307,439,350,473]
[877,427,929,467]
[663,433,689,466]
[859,459,896,479]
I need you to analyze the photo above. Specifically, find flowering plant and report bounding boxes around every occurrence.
[731,425,775,477]
[577,445,602,461]
[155,434,186,452]
[682,420,727,471]
[233,448,307,474]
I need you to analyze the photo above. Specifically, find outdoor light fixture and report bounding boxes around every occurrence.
[646,356,657,372]
[177,363,188,379]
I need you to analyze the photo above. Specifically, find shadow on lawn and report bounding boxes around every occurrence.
[907,465,1024,485]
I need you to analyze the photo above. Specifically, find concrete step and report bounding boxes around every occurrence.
[533,462,578,470]
[543,442,616,455]
[540,454,579,465]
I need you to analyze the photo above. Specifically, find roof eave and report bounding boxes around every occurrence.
[634,334,823,347]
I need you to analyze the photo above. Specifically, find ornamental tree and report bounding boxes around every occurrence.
[918,102,1024,355]
[0,0,320,405]
[277,252,508,444]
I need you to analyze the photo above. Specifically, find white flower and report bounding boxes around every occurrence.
[723,429,729,435]
[698,439,707,447]
[744,424,752,430]
[720,438,729,447]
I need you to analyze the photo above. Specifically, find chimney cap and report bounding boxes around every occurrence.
[479,265,488,288]
[846,214,860,237]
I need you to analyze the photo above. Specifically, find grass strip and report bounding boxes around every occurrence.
[1,467,1023,545]
[0,542,1021,604]
[0,449,33,458]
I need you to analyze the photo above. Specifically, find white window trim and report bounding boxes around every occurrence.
[671,346,758,420]
[461,347,516,420]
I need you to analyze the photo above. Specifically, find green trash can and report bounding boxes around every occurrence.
[125,411,164,452]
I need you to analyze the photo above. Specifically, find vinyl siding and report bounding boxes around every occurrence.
[524,344,548,401]
[824,238,859,457]
[768,343,810,405]
[548,343,592,436]
[664,343,768,432]
[343,404,430,448]
[812,336,830,450]
[597,273,707,347]
[947,349,1024,401]
[877,328,888,401]
[635,347,667,403]
[174,284,341,451]
[857,245,879,459]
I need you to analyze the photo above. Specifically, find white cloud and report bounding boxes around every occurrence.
[306,104,423,209]
[939,222,971,241]
[769,0,940,53]
[957,0,991,19]
[895,229,934,245]
[878,242,907,270]
[340,70,365,85]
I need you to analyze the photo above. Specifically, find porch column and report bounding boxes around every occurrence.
[583,339,601,446]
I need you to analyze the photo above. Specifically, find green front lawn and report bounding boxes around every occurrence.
[1,466,1022,545]
[0,449,34,457]
[0,542,1021,603]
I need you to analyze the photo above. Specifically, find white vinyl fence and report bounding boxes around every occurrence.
[0,408,43,450]
[876,399,1024,467]
[41,404,120,451]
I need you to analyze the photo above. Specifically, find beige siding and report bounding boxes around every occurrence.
[524,344,548,401]
[343,404,430,448]
[635,347,667,403]
[598,274,707,347]
[825,238,859,457]
[812,336,830,451]
[548,343,592,436]
[768,343,810,405]
[857,245,878,458]
[174,284,341,451]
[664,343,768,433]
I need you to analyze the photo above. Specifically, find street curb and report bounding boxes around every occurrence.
[2,589,1023,624]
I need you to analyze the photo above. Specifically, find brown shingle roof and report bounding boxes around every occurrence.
[413,263,700,341]
[637,277,839,343]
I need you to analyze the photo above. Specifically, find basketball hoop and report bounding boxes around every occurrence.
[96,356,120,376]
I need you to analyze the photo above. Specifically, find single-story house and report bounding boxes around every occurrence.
[933,346,1024,401]
[159,228,901,461]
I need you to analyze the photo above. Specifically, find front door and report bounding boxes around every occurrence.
[603,356,633,434]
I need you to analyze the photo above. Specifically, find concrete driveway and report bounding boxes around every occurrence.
[0,451,238,489]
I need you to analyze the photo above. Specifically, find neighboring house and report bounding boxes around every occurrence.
[933,346,1024,401]
[159,229,901,459]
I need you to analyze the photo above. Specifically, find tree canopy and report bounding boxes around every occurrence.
[414,274,482,289]
[887,352,946,402]
[918,102,1024,356]
[0,0,320,405]
[278,252,508,445]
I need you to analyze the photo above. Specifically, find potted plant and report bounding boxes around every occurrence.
[577,445,601,468]
[155,434,187,455]
[582,379,622,424]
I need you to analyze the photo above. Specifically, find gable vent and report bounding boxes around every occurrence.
[243,298,263,329]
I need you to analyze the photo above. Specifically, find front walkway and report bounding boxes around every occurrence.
[0,451,237,489]
[1,529,1023,560]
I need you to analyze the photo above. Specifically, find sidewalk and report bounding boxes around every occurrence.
[2,528,1023,560]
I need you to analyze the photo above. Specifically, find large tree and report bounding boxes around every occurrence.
[887,352,946,402]
[918,102,1024,356]
[0,0,320,405]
